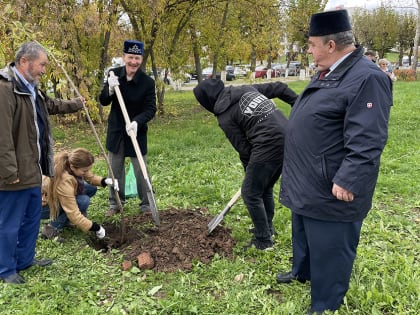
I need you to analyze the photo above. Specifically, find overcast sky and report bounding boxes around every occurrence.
[326,0,381,10]
[326,0,417,10]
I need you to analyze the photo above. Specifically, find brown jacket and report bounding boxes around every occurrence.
[52,171,104,232]
[0,63,83,190]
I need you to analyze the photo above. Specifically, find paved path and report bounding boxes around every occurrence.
[171,76,309,91]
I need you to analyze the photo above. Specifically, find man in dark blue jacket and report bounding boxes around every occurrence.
[194,79,297,250]
[275,10,393,313]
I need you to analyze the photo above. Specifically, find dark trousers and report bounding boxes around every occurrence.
[108,143,149,210]
[241,160,282,242]
[0,188,42,278]
[291,212,363,313]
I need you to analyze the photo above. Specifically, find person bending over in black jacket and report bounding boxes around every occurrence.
[193,79,298,250]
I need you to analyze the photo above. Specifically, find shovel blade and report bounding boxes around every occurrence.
[207,214,225,235]
[207,189,241,235]
[207,204,232,235]
[147,191,160,226]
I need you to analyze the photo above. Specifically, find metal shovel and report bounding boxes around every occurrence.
[207,188,241,235]
[109,71,160,226]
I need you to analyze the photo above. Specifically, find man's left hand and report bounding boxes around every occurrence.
[332,183,354,202]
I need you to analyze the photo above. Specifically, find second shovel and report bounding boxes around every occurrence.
[207,188,241,235]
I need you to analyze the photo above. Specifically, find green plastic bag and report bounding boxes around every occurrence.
[125,162,137,198]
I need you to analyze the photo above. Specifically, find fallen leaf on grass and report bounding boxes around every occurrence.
[149,285,163,296]
[234,273,244,282]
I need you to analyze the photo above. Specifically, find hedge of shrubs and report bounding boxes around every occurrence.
[394,68,417,81]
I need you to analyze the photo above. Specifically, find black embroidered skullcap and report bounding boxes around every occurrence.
[123,40,144,55]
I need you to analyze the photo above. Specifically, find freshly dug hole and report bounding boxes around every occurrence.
[88,207,236,272]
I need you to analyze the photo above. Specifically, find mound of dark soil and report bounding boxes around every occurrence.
[89,207,236,272]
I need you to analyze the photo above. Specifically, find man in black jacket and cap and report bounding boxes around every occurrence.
[194,79,298,250]
[275,10,393,313]
[99,40,156,216]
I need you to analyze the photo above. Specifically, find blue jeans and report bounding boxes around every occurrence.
[241,160,283,243]
[0,188,42,278]
[41,205,50,220]
[49,183,97,230]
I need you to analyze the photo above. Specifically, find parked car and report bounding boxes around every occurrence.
[402,56,409,67]
[225,65,237,81]
[271,64,285,77]
[183,72,192,83]
[225,65,234,73]
[273,61,301,77]
[289,61,302,75]
[189,71,198,80]
[224,72,237,81]
[202,67,235,81]
[233,66,247,78]
[149,69,191,85]
[253,66,277,79]
[148,69,172,84]
[254,66,269,78]
[202,67,214,78]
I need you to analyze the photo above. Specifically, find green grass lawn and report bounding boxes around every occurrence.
[0,80,419,314]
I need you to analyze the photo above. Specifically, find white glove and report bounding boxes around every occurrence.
[96,226,106,239]
[104,178,119,191]
[107,75,120,95]
[126,121,138,136]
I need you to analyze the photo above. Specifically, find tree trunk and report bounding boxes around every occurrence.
[212,0,229,78]
[190,25,202,83]
[97,28,111,123]
[250,45,257,71]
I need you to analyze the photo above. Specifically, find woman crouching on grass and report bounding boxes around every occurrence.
[41,148,119,241]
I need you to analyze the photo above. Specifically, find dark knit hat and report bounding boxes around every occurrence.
[308,10,352,36]
[123,40,144,55]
